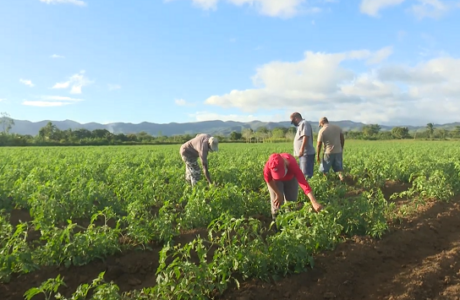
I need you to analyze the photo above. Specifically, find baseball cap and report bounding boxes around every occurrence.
[268,153,285,180]
[208,137,219,152]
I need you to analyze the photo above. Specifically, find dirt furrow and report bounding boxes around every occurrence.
[219,198,460,300]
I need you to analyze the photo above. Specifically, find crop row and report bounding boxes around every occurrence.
[1,141,460,299]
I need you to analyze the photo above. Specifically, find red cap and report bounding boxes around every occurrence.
[268,153,285,180]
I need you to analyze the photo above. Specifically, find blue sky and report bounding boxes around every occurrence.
[1,0,460,126]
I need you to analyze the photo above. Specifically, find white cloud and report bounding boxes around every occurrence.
[360,0,406,16]
[39,0,86,6]
[0,98,5,102]
[22,101,71,107]
[52,71,92,94]
[410,0,450,19]
[108,84,121,91]
[175,99,195,106]
[20,79,34,87]
[360,0,458,18]
[41,95,83,101]
[204,48,460,125]
[175,99,187,106]
[22,96,83,107]
[206,47,392,112]
[166,0,328,17]
[53,82,70,89]
[366,46,393,64]
[187,0,218,10]
[50,54,65,59]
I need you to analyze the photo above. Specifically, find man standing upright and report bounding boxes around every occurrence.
[316,117,345,181]
[180,133,218,186]
[290,112,316,179]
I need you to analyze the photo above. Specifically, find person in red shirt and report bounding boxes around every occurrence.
[264,153,323,222]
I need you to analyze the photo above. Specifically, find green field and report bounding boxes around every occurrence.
[1,141,460,299]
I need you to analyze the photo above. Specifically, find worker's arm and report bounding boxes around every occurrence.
[340,132,345,150]
[316,141,322,163]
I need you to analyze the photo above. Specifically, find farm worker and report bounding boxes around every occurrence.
[290,112,316,179]
[264,153,323,221]
[180,133,218,186]
[316,117,345,181]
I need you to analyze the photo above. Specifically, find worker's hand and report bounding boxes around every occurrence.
[312,201,323,212]
[299,149,304,157]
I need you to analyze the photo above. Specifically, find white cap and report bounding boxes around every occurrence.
[208,137,219,152]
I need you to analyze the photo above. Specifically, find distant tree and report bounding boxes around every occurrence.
[435,128,448,139]
[344,131,363,139]
[126,133,137,141]
[0,112,15,134]
[114,133,128,142]
[254,126,270,143]
[256,126,269,134]
[451,126,460,139]
[214,135,226,144]
[183,134,194,141]
[271,127,287,139]
[229,131,242,141]
[378,131,393,140]
[38,122,61,141]
[242,128,253,143]
[426,123,434,139]
[287,127,296,134]
[92,129,112,139]
[362,124,381,138]
[137,131,153,142]
[60,129,73,143]
[72,128,92,140]
[413,129,430,140]
[391,127,410,139]
[285,128,295,140]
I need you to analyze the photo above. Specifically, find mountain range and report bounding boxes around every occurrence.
[10,119,460,137]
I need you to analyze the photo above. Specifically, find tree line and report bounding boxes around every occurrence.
[1,113,460,147]
[237,124,460,142]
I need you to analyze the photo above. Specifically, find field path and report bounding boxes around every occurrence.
[2,195,460,300]
[219,197,460,300]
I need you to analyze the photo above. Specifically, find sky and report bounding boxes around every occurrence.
[1,0,460,126]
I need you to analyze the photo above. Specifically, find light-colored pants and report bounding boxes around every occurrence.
[181,155,201,186]
[267,177,298,217]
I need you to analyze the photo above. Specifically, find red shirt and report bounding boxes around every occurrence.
[263,153,312,195]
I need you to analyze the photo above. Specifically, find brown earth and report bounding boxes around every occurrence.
[2,182,460,300]
[0,226,208,300]
[219,197,460,300]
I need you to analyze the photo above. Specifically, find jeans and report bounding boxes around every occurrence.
[319,152,343,173]
[299,154,315,178]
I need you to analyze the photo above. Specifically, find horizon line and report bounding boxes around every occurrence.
[10,118,460,128]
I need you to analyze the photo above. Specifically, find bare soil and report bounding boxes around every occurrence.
[219,197,460,300]
[2,182,460,300]
[0,225,208,300]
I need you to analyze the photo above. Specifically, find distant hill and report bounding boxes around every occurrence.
[10,119,460,137]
